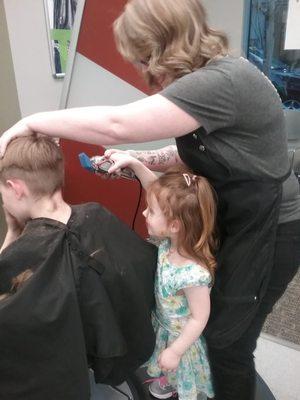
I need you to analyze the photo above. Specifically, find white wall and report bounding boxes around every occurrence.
[0,0,21,132]
[0,0,21,243]
[2,0,246,120]
[203,0,246,55]
[3,0,63,117]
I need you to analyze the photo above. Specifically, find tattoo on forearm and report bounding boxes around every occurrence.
[148,156,157,165]
[158,148,177,165]
[135,146,180,169]
[136,151,158,166]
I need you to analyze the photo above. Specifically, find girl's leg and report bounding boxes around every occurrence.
[208,219,300,400]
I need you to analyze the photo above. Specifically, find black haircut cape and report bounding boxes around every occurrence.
[0,203,157,400]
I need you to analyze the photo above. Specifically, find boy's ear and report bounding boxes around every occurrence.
[6,179,28,199]
[170,219,181,234]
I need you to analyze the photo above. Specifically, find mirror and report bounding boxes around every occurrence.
[246,0,300,107]
[44,0,78,78]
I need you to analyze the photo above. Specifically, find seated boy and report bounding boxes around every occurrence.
[0,135,157,400]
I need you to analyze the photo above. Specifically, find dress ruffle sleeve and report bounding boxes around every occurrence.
[172,264,212,293]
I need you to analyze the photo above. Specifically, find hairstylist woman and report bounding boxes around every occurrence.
[1,1,300,399]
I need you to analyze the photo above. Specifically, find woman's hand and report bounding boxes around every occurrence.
[0,119,33,157]
[158,347,181,373]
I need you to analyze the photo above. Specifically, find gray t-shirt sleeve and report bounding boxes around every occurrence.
[160,67,236,134]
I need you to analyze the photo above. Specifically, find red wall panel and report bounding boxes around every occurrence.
[77,0,150,94]
[61,140,148,237]
[62,0,151,237]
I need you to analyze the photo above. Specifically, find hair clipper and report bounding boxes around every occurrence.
[78,152,136,180]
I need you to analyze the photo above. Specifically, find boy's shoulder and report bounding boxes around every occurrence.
[70,202,157,252]
[72,201,103,211]
[69,202,111,222]
[68,202,121,234]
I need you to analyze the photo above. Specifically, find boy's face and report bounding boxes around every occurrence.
[0,180,29,223]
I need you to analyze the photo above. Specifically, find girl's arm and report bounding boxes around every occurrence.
[0,94,200,157]
[105,144,184,173]
[158,285,210,372]
[108,152,157,189]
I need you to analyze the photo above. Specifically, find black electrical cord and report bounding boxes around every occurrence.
[131,178,143,232]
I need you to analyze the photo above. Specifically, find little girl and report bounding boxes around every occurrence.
[106,151,217,400]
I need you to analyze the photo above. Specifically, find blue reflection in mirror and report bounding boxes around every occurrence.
[246,0,300,108]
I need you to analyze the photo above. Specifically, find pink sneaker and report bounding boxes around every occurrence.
[147,376,176,399]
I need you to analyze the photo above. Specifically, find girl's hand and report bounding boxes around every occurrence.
[105,149,157,188]
[106,152,137,175]
[158,347,181,372]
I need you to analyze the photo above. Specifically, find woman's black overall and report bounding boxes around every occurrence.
[176,130,300,400]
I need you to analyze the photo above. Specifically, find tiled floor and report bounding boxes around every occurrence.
[255,334,300,400]
[263,269,300,345]
[259,268,300,399]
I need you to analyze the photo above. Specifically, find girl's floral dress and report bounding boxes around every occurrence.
[146,240,214,400]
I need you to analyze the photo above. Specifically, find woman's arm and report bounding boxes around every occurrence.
[158,285,210,372]
[105,144,184,172]
[0,94,200,156]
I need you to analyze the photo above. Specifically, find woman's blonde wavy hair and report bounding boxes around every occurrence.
[114,0,229,87]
